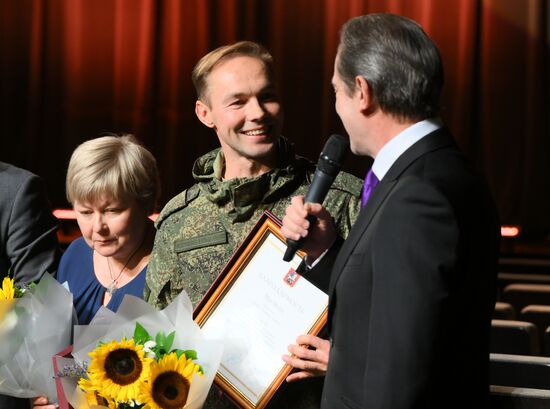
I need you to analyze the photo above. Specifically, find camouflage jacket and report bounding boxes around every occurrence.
[145,139,361,408]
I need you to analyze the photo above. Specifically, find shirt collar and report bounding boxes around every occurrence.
[372,118,442,180]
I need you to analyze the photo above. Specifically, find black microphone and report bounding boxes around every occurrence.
[283,134,349,262]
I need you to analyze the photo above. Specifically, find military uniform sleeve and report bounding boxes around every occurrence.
[145,217,177,309]
[145,190,193,309]
[324,171,362,239]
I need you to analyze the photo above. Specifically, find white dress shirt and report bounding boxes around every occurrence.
[371,118,442,181]
[307,118,443,268]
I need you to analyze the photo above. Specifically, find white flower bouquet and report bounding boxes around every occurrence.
[55,291,223,409]
[0,273,74,401]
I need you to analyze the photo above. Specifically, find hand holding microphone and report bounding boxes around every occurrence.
[282,134,349,262]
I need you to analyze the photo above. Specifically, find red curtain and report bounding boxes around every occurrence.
[1,0,548,232]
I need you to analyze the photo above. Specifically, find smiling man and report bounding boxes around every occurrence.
[144,41,361,409]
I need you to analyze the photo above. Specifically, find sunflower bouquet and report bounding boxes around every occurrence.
[57,292,223,409]
[0,273,73,401]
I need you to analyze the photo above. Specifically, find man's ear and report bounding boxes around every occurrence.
[355,76,373,113]
[195,100,214,128]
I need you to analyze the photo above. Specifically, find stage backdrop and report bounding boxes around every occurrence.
[1,0,549,233]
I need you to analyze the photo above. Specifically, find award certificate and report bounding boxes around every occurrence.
[194,212,328,409]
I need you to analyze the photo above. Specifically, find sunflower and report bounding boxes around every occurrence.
[78,378,115,408]
[0,277,15,300]
[140,352,202,409]
[0,298,14,321]
[80,380,116,409]
[81,338,152,403]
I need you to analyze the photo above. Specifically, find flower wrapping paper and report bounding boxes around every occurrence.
[57,291,223,409]
[0,273,73,400]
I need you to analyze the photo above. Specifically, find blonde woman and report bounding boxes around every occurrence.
[58,134,159,325]
[33,135,160,409]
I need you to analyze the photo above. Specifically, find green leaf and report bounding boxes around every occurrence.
[13,287,25,298]
[173,349,198,360]
[155,331,170,355]
[164,330,175,351]
[155,330,163,345]
[172,350,202,373]
[155,331,165,348]
[181,349,198,360]
[153,347,164,360]
[133,322,151,345]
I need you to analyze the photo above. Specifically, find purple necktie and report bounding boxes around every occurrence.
[361,168,379,207]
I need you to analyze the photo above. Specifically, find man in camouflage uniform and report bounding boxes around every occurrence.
[145,41,361,408]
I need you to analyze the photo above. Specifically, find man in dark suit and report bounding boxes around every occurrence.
[0,162,59,282]
[1,161,59,409]
[281,13,500,409]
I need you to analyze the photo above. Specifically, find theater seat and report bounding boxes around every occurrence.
[545,328,550,358]
[520,305,550,355]
[502,283,550,314]
[490,353,550,389]
[490,320,540,356]
[490,385,550,409]
[494,302,516,320]
[498,272,550,297]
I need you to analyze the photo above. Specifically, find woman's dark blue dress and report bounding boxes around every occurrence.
[57,237,147,325]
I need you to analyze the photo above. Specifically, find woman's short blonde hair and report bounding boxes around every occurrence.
[66,134,160,214]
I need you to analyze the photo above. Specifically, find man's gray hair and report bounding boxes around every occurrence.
[337,13,443,121]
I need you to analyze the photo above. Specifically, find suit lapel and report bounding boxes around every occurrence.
[328,127,456,294]
[383,127,455,182]
[328,179,396,290]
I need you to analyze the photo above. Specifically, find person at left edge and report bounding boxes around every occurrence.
[0,162,60,409]
[56,134,160,325]
[0,161,60,283]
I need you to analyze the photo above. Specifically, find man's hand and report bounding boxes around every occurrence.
[281,196,336,262]
[282,334,330,382]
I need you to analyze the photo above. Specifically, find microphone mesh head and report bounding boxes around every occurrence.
[317,134,349,176]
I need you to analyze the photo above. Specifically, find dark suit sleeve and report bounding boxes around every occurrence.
[5,174,60,283]
[301,236,344,294]
[363,179,459,408]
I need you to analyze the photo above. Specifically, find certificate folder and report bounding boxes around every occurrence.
[194,211,328,409]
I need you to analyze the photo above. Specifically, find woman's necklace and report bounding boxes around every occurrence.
[105,239,144,295]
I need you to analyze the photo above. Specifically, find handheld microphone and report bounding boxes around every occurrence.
[283,134,349,262]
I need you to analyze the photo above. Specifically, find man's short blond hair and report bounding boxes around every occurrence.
[191,41,275,104]
[66,134,160,214]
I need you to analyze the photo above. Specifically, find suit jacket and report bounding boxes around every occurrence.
[306,128,499,409]
[0,163,60,407]
[0,162,59,283]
